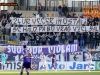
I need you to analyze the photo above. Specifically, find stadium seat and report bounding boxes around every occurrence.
[25,14,30,18]
[47,14,54,17]
[32,16,35,18]
[91,49,96,52]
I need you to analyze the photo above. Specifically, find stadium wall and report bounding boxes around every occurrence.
[0,61,99,70]
[0,45,100,70]
[7,10,82,18]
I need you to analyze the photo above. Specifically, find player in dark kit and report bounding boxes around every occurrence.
[20,49,32,75]
[20,45,28,75]
[51,50,57,71]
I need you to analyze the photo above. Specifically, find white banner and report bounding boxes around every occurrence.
[69,52,83,61]
[0,61,22,70]
[11,26,99,33]
[39,62,67,70]
[11,18,87,25]
[67,62,95,70]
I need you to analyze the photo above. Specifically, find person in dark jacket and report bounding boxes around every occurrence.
[0,12,3,19]
[96,33,100,48]
[86,32,91,49]
[74,32,78,43]
[62,5,68,16]
[11,10,16,17]
[16,12,22,18]
[49,35,55,45]
[30,34,35,46]
[7,12,11,20]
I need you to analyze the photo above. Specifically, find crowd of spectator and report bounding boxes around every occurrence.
[0,10,100,50]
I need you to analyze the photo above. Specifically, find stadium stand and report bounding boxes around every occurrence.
[0,10,100,51]
[1,0,100,73]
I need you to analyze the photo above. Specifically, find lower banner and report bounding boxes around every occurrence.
[39,62,67,70]
[11,26,99,33]
[67,62,95,70]
[95,61,100,70]
[0,61,22,70]
[0,61,39,70]
[69,52,83,61]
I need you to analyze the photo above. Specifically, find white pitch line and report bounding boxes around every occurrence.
[0,71,100,74]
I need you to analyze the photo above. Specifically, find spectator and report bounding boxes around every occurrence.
[55,33,60,44]
[16,12,22,18]
[96,33,100,47]
[36,35,40,46]
[88,16,94,25]
[41,34,47,45]
[5,21,11,41]
[57,5,62,17]
[0,11,3,19]
[11,10,16,17]
[36,13,40,18]
[61,33,66,44]
[74,14,77,18]
[7,12,11,20]
[47,34,50,45]
[0,25,3,41]
[68,33,73,44]
[49,35,55,45]
[84,32,87,47]
[30,34,35,46]
[62,5,68,16]
[20,34,25,41]
[72,12,76,18]
[74,32,78,43]
[8,18,11,24]
[2,12,6,18]
[11,33,17,41]
[80,14,84,18]
[1,25,6,41]
[38,3,42,15]
[91,22,94,26]
[67,13,71,18]
[25,35,30,45]
[2,18,7,27]
[5,21,11,30]
[10,15,14,20]
[91,32,96,49]
[82,22,87,26]
[79,32,84,49]
[86,32,91,49]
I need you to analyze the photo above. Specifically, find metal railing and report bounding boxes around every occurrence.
[13,0,100,12]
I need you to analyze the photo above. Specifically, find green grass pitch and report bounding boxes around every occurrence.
[0,71,100,75]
